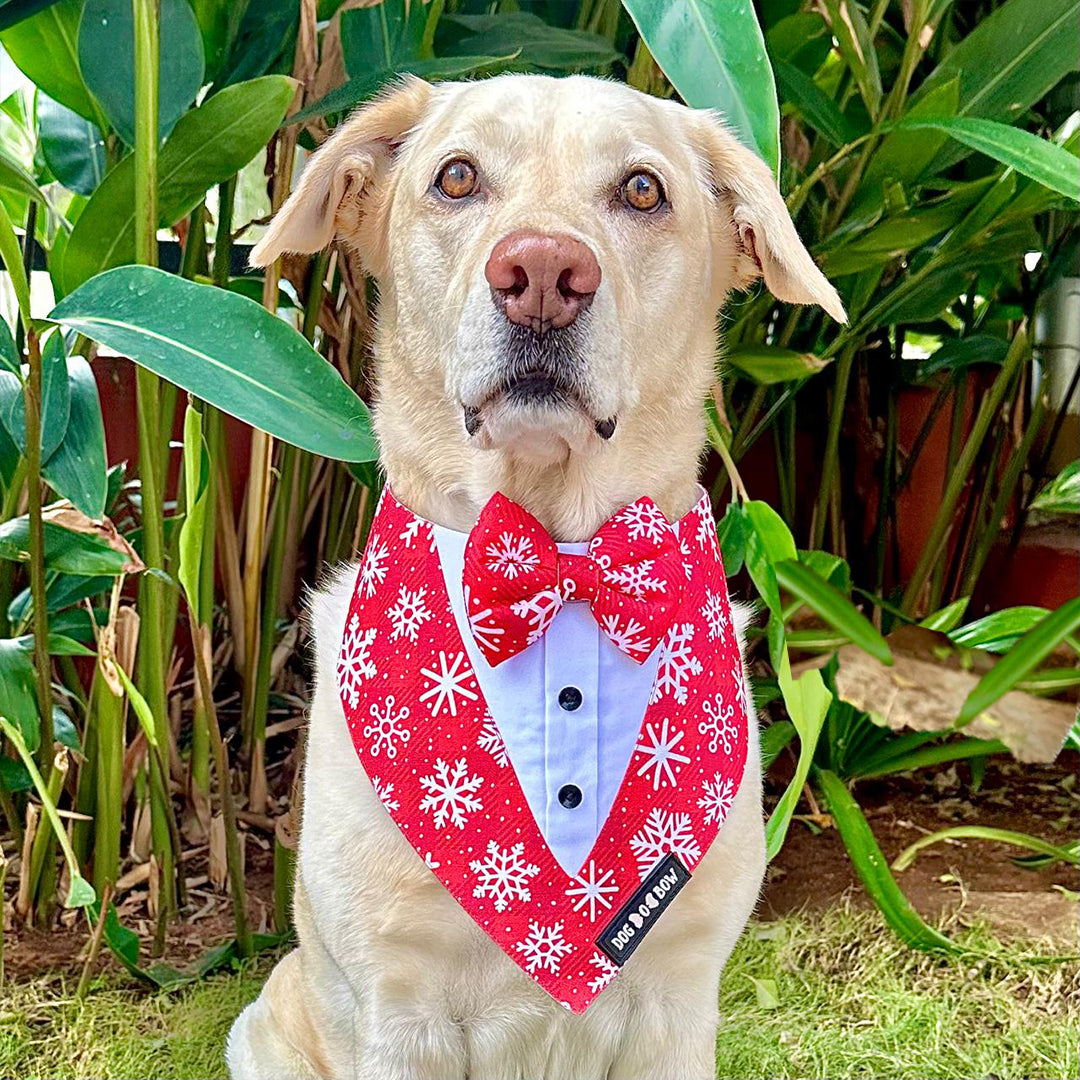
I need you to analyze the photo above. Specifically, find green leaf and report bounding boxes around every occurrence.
[775,559,892,665]
[890,118,1080,203]
[958,597,1080,724]
[78,0,205,148]
[0,514,131,575]
[765,651,831,860]
[211,0,296,92]
[1030,461,1079,515]
[178,404,209,621]
[819,0,881,117]
[816,768,959,952]
[38,94,107,196]
[439,12,621,71]
[0,1,62,33]
[62,75,297,293]
[190,0,251,82]
[112,661,159,750]
[50,266,377,462]
[341,0,427,72]
[0,330,71,459]
[716,502,747,577]
[918,597,970,633]
[744,500,798,564]
[0,635,40,747]
[774,58,858,148]
[41,354,109,519]
[760,718,796,770]
[915,335,1008,382]
[0,141,54,206]
[13,631,95,656]
[65,873,96,908]
[0,0,99,123]
[948,606,1050,654]
[892,825,1079,873]
[912,0,1080,172]
[744,974,781,1009]
[622,0,780,175]
[724,344,828,385]
[290,55,515,125]
[0,315,17,375]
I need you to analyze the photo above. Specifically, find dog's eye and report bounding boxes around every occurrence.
[436,159,479,199]
[621,170,665,213]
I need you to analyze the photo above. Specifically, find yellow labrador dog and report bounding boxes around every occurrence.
[228,74,842,1080]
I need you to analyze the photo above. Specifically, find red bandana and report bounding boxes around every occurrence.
[338,487,749,1012]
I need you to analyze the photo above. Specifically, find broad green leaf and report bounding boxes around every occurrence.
[891,118,1080,203]
[0,315,17,374]
[948,606,1050,654]
[744,974,781,1009]
[290,55,516,125]
[113,661,159,750]
[190,0,251,81]
[819,0,881,118]
[622,0,779,175]
[760,718,796,770]
[0,0,62,32]
[41,355,109,519]
[13,631,95,656]
[38,94,106,196]
[65,873,96,908]
[439,12,621,71]
[724,344,828,385]
[798,549,850,593]
[774,58,859,148]
[775,559,892,664]
[50,266,377,462]
[341,0,427,72]
[958,597,1080,724]
[178,404,210,621]
[913,0,1080,172]
[78,0,205,148]
[716,502,747,577]
[893,825,1079,872]
[0,635,40,747]
[62,75,297,292]
[0,330,71,459]
[817,768,959,951]
[0,141,53,205]
[765,651,830,860]
[211,0,296,92]
[915,335,1007,382]
[744,500,798,564]
[0,0,99,123]
[765,12,832,73]
[918,596,970,633]
[0,755,32,792]
[0,514,131,575]
[1030,461,1079,515]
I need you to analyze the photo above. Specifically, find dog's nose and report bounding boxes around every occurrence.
[485,230,601,333]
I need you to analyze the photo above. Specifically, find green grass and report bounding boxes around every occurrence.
[1,907,1076,1079]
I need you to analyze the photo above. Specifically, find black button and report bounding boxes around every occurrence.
[558,686,583,712]
[558,784,583,809]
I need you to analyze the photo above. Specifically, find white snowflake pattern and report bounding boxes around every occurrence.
[696,502,720,558]
[629,807,702,879]
[371,776,399,813]
[470,840,541,912]
[615,500,671,544]
[650,622,703,705]
[387,585,433,642]
[699,693,738,755]
[515,921,574,975]
[598,614,652,657]
[702,589,728,642]
[486,531,540,579]
[423,851,441,870]
[602,558,668,601]
[510,589,563,645]
[565,861,619,922]
[633,717,691,790]
[337,616,377,709]
[358,534,390,597]
[399,516,435,551]
[418,757,484,829]
[362,694,411,759]
[477,714,509,768]
[588,950,620,993]
[679,536,695,581]
[698,773,735,825]
[464,584,505,654]
[419,651,479,717]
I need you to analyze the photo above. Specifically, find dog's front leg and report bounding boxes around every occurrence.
[353,992,467,1080]
[605,998,719,1080]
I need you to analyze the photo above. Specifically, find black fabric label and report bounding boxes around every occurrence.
[596,852,691,966]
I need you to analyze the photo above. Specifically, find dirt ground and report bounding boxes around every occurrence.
[3,751,1078,983]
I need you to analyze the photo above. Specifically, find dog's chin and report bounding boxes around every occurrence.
[467,390,598,461]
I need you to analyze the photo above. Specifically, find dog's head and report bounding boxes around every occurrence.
[254,75,842,519]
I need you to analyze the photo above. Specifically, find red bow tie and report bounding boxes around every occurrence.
[462,492,686,667]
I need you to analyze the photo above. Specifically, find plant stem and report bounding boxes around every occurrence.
[811,346,855,549]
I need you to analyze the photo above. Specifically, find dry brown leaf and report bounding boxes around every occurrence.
[43,502,145,573]
[831,627,1076,763]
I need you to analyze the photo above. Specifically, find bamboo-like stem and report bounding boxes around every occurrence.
[75,882,113,1000]
[811,346,855,550]
[22,749,68,921]
[901,328,1029,615]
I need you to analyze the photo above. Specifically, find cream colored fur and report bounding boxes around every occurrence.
[228,74,842,1080]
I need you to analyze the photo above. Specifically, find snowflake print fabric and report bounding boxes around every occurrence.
[337,486,749,1012]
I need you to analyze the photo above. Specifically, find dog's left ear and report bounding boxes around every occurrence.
[690,112,846,324]
[250,76,432,272]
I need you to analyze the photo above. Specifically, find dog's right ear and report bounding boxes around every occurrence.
[250,76,431,270]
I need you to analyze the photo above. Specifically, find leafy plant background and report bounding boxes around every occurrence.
[0,0,1076,992]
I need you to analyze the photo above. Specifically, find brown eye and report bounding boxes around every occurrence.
[622,170,665,212]
[436,158,478,199]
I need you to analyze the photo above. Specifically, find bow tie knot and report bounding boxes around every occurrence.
[463,493,685,666]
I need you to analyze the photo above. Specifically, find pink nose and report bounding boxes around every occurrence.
[484,230,602,333]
